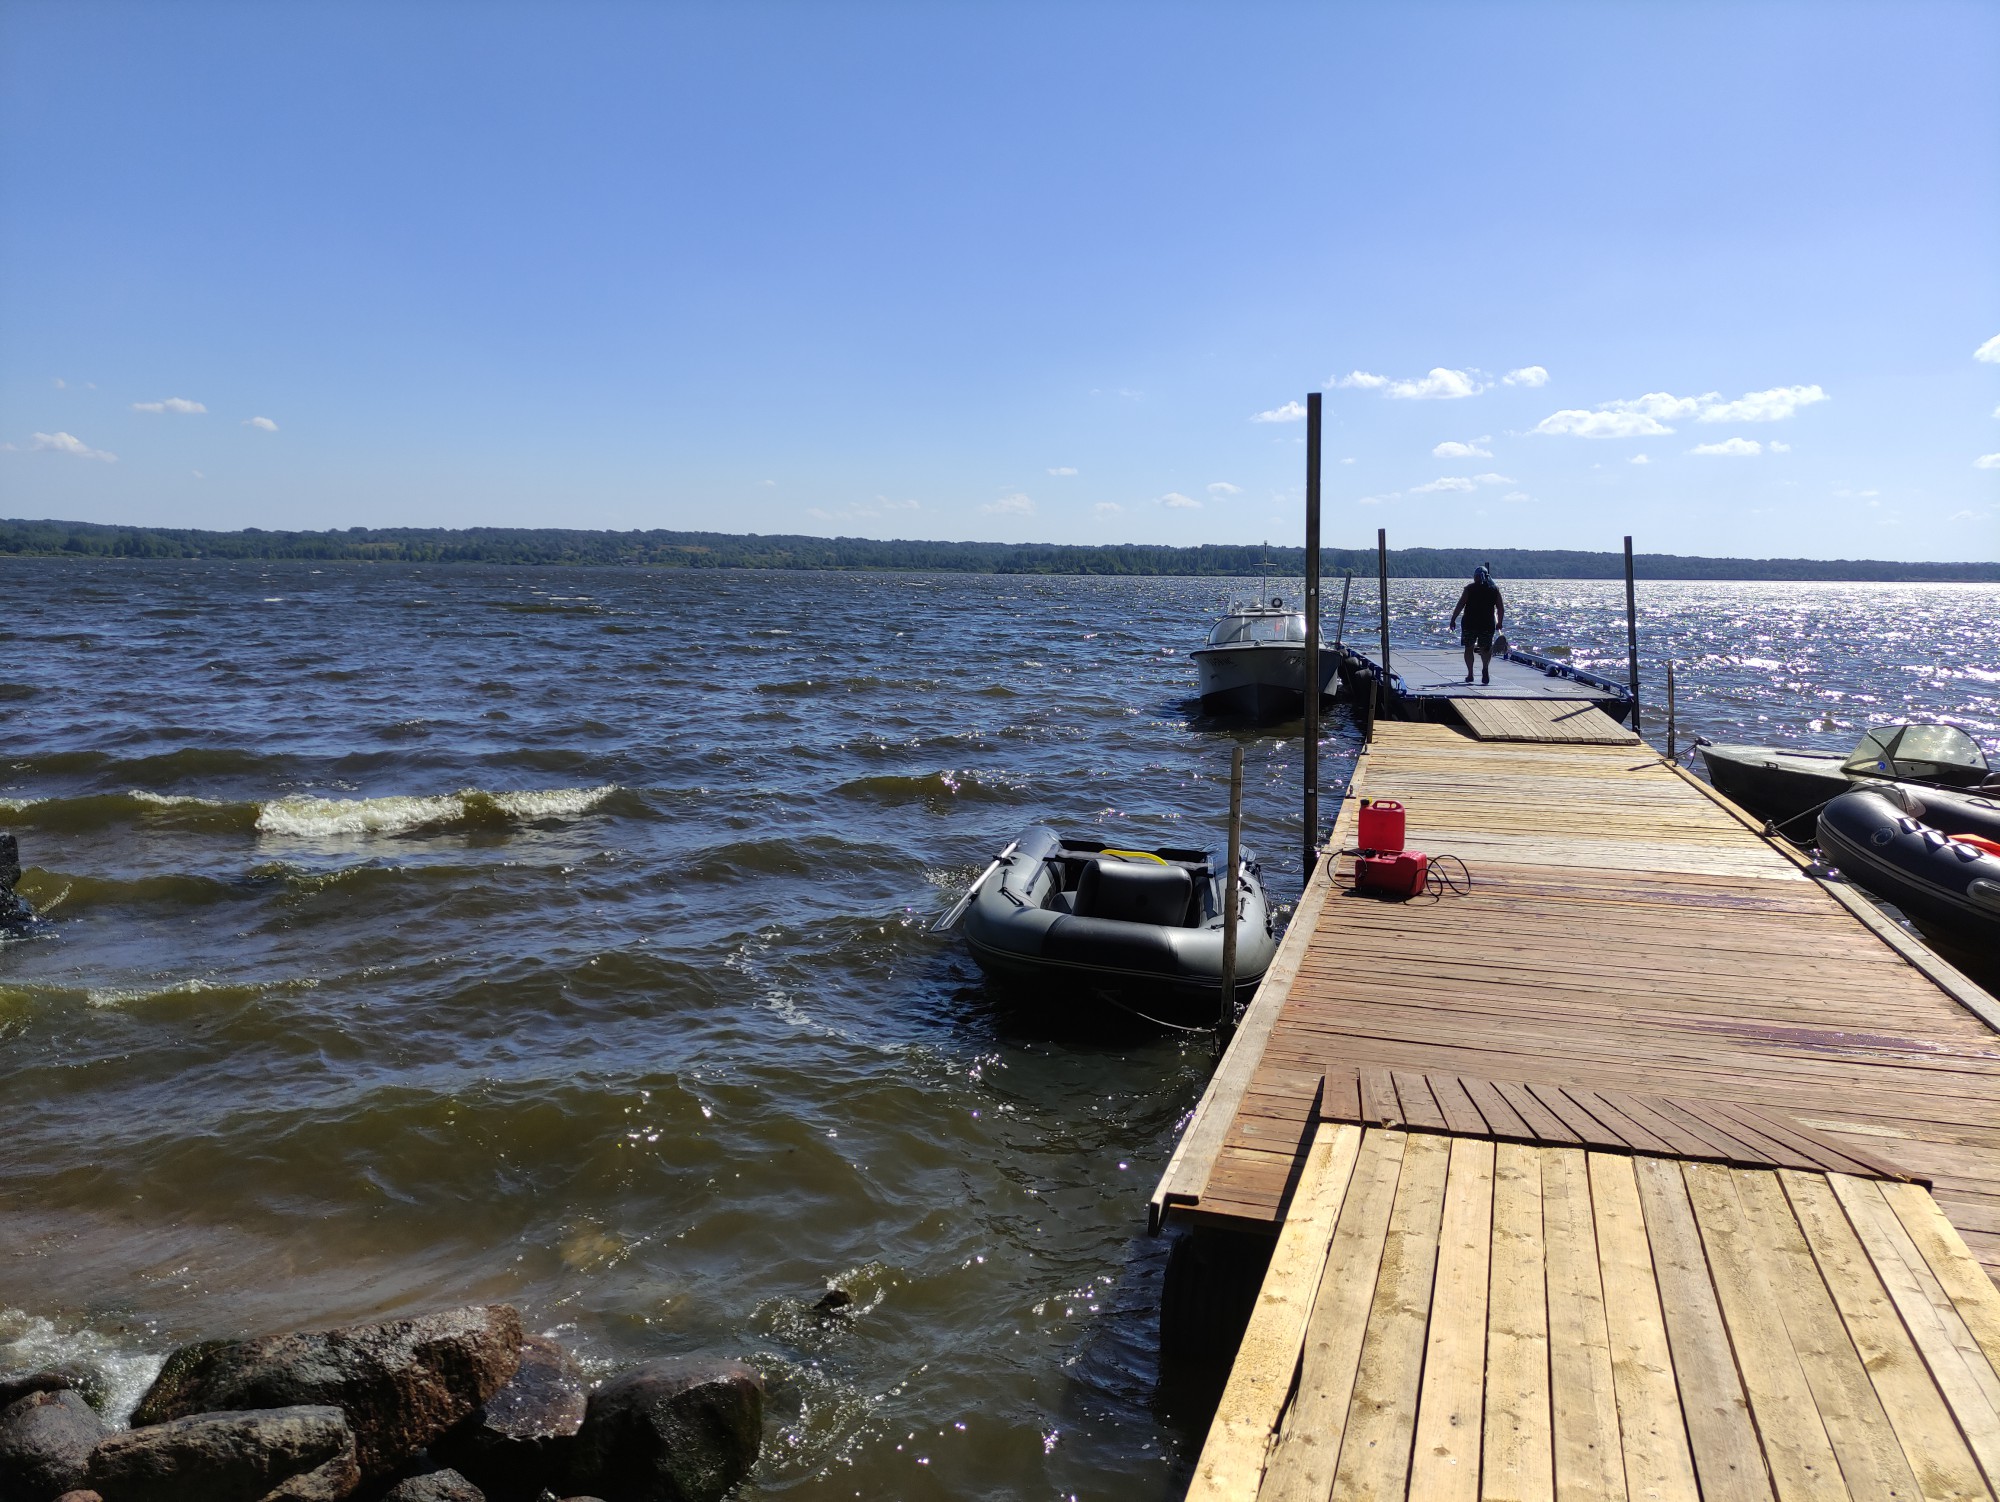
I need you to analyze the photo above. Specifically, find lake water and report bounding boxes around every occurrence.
[1,560,1994,1499]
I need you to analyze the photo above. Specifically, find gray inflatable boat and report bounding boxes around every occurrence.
[942,826,1279,1027]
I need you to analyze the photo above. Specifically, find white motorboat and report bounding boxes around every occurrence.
[1190,596,1337,720]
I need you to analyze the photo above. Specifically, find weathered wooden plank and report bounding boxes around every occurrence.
[1410,1137,1495,1502]
[1826,1174,2000,1486]
[1682,1162,1849,1502]
[1486,1141,1556,1502]
[1881,1182,2000,1385]
[1187,1124,1365,1502]
[1427,1072,1491,1138]
[1260,1129,1406,1502]
[1321,1066,1363,1125]
[1778,1169,1991,1502]
[1496,1080,1583,1145]
[1540,1146,1628,1501]
[1569,1090,1676,1156]
[1588,1153,1700,1502]
[1729,1167,1922,1500]
[1463,1074,1536,1139]
[1393,1069,1450,1132]
[1632,1158,1774,1502]
[1361,1066,1401,1128]
[1330,1131,1453,1502]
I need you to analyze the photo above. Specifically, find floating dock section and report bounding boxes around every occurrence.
[1334,643,1635,727]
[1156,719,2000,1500]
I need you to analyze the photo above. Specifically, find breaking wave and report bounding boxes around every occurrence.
[255,785,624,837]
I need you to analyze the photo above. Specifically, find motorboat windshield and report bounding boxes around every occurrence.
[1843,724,1992,787]
[1206,610,1307,647]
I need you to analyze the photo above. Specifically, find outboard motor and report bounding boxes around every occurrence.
[0,833,30,925]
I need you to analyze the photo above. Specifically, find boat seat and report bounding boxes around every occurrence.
[1073,859,1192,927]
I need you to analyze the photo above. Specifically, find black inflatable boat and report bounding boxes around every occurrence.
[942,826,1279,1027]
[1817,787,2000,965]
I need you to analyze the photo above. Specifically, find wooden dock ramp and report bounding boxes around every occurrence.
[1189,1113,2000,1502]
[1451,696,1639,744]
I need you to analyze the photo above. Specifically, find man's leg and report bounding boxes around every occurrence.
[1463,642,1475,682]
[1480,640,1493,684]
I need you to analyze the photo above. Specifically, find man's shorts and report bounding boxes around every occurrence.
[1461,624,1495,653]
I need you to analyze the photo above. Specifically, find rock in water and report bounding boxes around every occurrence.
[430,1335,585,1502]
[0,1388,105,1501]
[130,1305,522,1483]
[381,1468,485,1501]
[566,1359,762,1502]
[85,1405,357,1502]
[52,1490,105,1502]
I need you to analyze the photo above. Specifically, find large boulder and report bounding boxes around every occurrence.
[429,1336,585,1502]
[565,1360,762,1502]
[84,1405,357,1502]
[0,1388,105,1501]
[131,1306,521,1483]
[380,1469,484,1502]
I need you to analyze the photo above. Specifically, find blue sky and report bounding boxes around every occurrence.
[2,1,1996,560]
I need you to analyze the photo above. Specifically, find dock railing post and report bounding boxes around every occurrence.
[1219,744,1243,1038]
[1376,528,1391,726]
[1624,535,1643,734]
[1334,569,1352,649]
[1304,394,1321,879]
[1666,657,1677,762]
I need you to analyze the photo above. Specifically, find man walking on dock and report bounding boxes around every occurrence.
[1450,564,1505,684]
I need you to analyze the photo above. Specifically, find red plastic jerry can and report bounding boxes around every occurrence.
[1355,849,1430,899]
[1358,798,1406,854]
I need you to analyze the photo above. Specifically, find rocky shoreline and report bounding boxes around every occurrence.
[0,1304,762,1502]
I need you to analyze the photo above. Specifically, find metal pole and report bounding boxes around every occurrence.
[1623,535,1642,734]
[1666,658,1677,763]
[1304,394,1322,880]
[1334,570,1353,649]
[1219,744,1244,1032]
[1376,528,1391,725]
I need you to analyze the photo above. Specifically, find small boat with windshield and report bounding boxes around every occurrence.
[938,826,1279,1029]
[1191,595,1338,721]
[1699,722,1998,835]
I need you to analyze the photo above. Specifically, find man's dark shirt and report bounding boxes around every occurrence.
[1456,579,1502,632]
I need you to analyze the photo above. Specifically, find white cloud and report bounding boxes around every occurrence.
[1334,367,1488,400]
[1341,456,1355,464]
[1207,481,1242,495]
[983,492,1036,515]
[1047,466,1077,476]
[132,396,206,414]
[1409,471,1513,495]
[15,431,118,461]
[1355,493,1397,506]
[1975,453,2000,470]
[1502,490,1533,503]
[1503,366,1550,388]
[1251,400,1307,423]
[1095,502,1122,515]
[1629,454,1651,465]
[1690,438,1763,456]
[1769,441,1791,453]
[52,377,65,389]
[1160,492,1200,509]
[245,416,278,432]
[1432,438,1493,459]
[1696,385,1828,423]
[1533,408,1675,439]
[760,479,777,486]
[1535,383,1828,439]
[1976,334,2000,363]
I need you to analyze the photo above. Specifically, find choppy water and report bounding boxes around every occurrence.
[1,560,1994,1498]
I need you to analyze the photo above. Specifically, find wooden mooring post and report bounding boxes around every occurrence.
[1666,657,1677,762]
[1302,395,1321,879]
[1623,534,1642,734]
[1333,570,1352,649]
[1375,528,1390,724]
[1218,744,1243,1038]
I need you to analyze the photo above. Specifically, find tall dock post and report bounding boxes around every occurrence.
[1666,658,1678,762]
[1219,744,1244,1036]
[1623,535,1642,733]
[1303,394,1321,879]
[1375,528,1391,723]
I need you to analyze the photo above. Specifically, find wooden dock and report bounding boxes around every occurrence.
[1157,719,2000,1500]
[1334,643,1634,725]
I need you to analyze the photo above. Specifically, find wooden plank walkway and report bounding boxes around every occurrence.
[1382,648,1623,703]
[1188,1121,2000,1502]
[1451,696,1639,744]
[1152,721,2000,1273]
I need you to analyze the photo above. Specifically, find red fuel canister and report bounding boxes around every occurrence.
[1357,798,1406,854]
[1355,849,1429,899]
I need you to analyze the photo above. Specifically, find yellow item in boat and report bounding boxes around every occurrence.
[1097,848,1168,864]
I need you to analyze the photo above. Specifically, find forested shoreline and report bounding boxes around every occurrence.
[2,518,1993,581]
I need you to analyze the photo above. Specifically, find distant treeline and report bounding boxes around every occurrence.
[2,518,1994,581]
